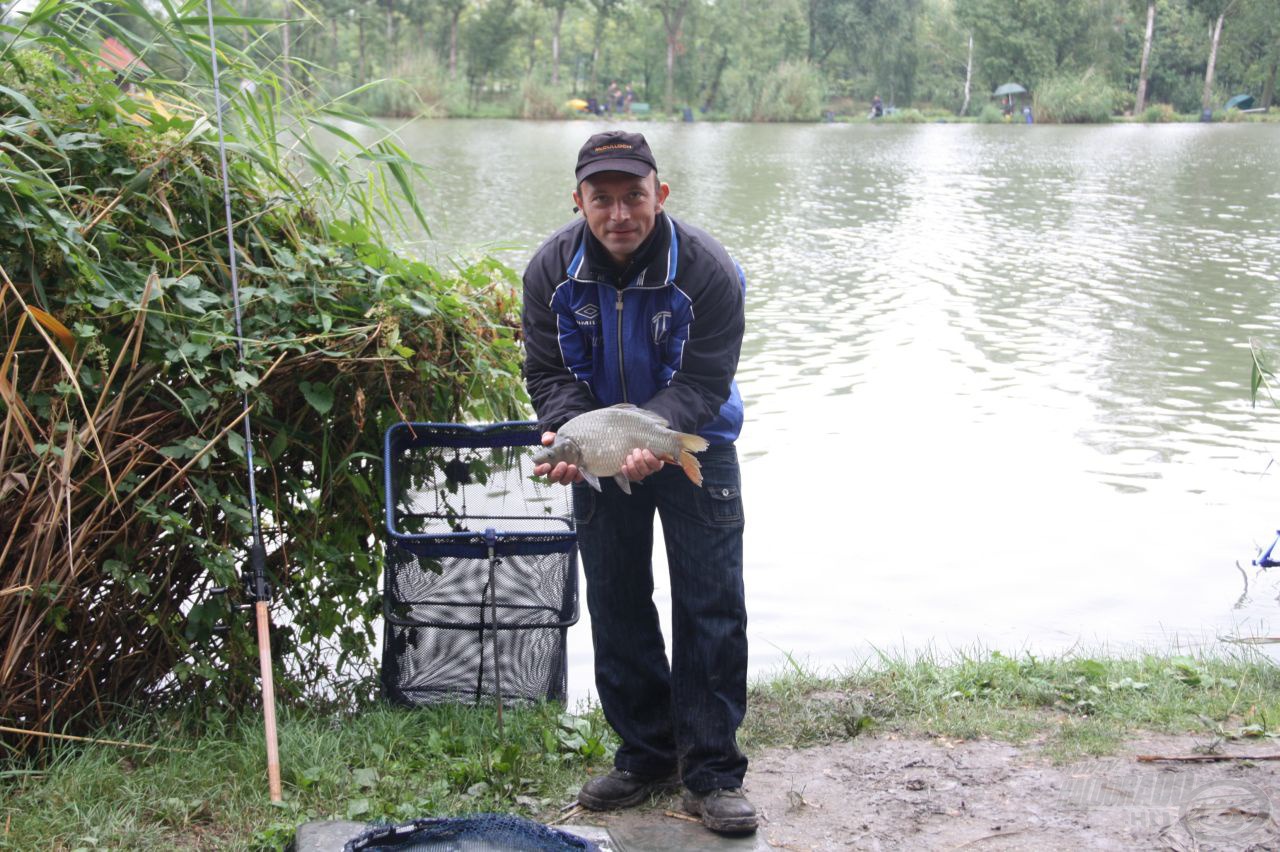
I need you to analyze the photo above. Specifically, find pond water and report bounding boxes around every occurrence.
[373,119,1280,702]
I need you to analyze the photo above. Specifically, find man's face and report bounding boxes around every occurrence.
[573,171,670,266]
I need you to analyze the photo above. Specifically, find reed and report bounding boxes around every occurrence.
[0,0,526,740]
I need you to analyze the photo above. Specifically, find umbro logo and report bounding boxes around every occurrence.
[652,311,671,344]
[575,304,600,327]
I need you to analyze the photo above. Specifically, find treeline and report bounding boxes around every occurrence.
[196,0,1280,119]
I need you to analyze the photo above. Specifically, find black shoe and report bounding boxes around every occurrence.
[681,787,759,834]
[577,768,680,811]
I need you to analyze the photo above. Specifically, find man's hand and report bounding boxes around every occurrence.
[534,431,584,486]
[621,447,664,481]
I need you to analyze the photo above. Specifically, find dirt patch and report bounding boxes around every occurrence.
[569,733,1280,850]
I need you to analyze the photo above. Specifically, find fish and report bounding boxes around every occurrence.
[532,403,709,495]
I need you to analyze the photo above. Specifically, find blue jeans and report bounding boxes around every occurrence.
[573,443,748,793]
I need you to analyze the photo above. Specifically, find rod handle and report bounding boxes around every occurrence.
[256,599,283,802]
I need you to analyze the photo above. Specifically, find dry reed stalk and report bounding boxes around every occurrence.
[0,275,121,509]
[0,724,191,753]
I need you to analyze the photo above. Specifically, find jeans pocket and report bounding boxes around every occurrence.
[572,483,596,526]
[702,482,743,526]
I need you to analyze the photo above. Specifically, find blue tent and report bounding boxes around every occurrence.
[1225,93,1255,110]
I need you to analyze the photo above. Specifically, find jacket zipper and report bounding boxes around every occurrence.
[615,287,627,402]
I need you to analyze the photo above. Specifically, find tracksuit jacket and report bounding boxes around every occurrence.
[522,212,745,444]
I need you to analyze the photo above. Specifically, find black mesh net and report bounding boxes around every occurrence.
[344,814,600,851]
[383,423,578,707]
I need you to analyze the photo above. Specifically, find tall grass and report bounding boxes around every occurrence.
[0,0,526,739]
[354,53,471,117]
[977,103,1005,123]
[743,648,1280,759]
[1034,69,1121,123]
[1141,103,1177,123]
[1,704,614,849]
[723,61,824,122]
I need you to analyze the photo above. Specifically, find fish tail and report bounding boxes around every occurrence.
[678,449,703,486]
[674,431,707,486]
[676,432,709,454]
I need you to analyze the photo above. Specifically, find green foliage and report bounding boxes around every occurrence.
[724,61,824,122]
[52,0,1274,124]
[977,103,1005,123]
[0,1,527,731]
[349,55,471,118]
[1034,70,1122,123]
[520,76,573,120]
[740,649,1280,755]
[1141,102,1178,122]
[882,108,928,123]
[1,704,616,850]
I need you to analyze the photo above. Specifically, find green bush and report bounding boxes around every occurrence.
[1141,103,1177,123]
[1,3,526,733]
[353,54,470,117]
[519,76,572,120]
[723,61,824,122]
[1034,70,1120,123]
[978,104,1006,123]
[883,108,928,123]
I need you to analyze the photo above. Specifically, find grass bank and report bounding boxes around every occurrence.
[3,650,1279,849]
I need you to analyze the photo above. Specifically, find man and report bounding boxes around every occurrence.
[522,130,755,835]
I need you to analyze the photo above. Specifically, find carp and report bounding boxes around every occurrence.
[532,404,709,495]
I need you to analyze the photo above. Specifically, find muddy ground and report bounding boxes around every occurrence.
[568,732,1280,851]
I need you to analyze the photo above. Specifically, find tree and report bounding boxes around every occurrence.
[541,0,576,85]
[807,0,871,66]
[954,0,1107,93]
[1189,0,1240,111]
[1133,0,1156,113]
[464,0,521,93]
[584,0,622,92]
[441,0,469,79]
[656,0,690,111]
[1216,0,1280,109]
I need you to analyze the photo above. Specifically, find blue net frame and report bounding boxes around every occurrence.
[344,814,600,851]
[382,422,579,706]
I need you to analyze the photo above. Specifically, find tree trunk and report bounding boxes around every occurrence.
[1134,0,1155,113]
[551,6,565,86]
[665,39,676,112]
[385,0,395,67]
[357,16,367,83]
[961,33,972,116]
[329,17,339,71]
[1262,57,1278,111]
[661,2,687,114]
[1201,12,1225,112]
[591,42,600,92]
[702,48,728,112]
[807,0,817,63]
[281,17,292,95]
[449,10,461,80]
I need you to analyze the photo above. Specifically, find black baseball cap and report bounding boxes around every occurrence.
[575,130,657,183]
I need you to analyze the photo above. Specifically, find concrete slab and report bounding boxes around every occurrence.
[292,820,366,851]
[559,824,617,849]
[605,821,770,852]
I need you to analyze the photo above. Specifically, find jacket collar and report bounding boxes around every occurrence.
[567,213,679,289]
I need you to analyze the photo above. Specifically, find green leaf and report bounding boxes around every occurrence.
[299,381,334,415]
[1076,659,1106,682]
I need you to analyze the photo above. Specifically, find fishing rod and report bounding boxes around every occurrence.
[202,0,283,802]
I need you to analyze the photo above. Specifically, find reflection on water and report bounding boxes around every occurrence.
[364,120,1280,700]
